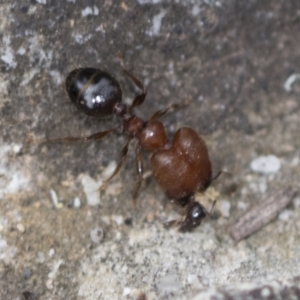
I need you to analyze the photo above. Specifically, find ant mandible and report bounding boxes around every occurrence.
[51,66,217,232]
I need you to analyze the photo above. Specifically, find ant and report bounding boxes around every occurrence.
[47,66,218,232]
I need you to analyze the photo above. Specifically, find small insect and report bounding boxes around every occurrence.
[50,67,218,232]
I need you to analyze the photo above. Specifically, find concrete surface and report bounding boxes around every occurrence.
[0,1,300,299]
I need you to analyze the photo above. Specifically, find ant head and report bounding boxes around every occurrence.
[163,199,216,232]
[178,201,208,232]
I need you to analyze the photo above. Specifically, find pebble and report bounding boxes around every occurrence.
[283,73,300,92]
[48,259,64,279]
[50,189,63,209]
[90,227,104,244]
[250,155,281,175]
[156,274,182,292]
[48,248,55,257]
[73,197,81,208]
[123,287,132,296]
[16,223,25,233]
[81,174,101,206]
[187,273,199,285]
[12,144,22,154]
[111,215,124,226]
[218,200,231,218]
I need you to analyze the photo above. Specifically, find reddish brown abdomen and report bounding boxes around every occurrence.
[151,127,212,199]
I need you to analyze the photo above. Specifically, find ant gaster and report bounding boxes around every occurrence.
[56,67,216,232]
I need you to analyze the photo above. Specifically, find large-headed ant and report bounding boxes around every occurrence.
[48,66,217,232]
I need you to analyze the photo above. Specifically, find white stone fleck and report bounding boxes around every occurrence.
[1,36,17,69]
[81,174,102,206]
[73,197,81,208]
[12,144,22,154]
[261,287,271,297]
[81,6,99,17]
[16,223,25,233]
[111,215,124,226]
[156,274,182,292]
[147,10,167,36]
[123,287,131,296]
[50,189,63,209]
[278,209,291,222]
[36,0,47,4]
[72,32,93,44]
[218,200,231,218]
[17,46,26,55]
[283,73,300,92]
[187,273,199,285]
[46,279,53,290]
[48,260,64,280]
[0,143,30,197]
[49,70,63,85]
[90,227,104,244]
[250,155,281,175]
[48,248,55,257]
[191,5,201,16]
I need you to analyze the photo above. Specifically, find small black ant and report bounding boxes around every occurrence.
[48,66,217,232]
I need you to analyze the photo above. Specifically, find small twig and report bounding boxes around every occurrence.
[229,187,297,242]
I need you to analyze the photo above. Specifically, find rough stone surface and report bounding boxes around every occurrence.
[1,1,300,299]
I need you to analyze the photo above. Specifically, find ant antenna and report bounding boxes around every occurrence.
[208,199,217,216]
[212,170,222,181]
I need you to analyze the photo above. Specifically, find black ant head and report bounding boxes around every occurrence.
[164,201,208,232]
[178,202,208,232]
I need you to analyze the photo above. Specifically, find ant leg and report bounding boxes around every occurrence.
[98,138,132,191]
[117,53,147,109]
[212,170,222,181]
[150,98,192,120]
[122,69,148,110]
[163,218,183,229]
[208,199,217,216]
[30,127,119,144]
[163,195,194,230]
[132,143,144,208]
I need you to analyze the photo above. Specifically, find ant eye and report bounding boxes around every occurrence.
[191,206,200,218]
